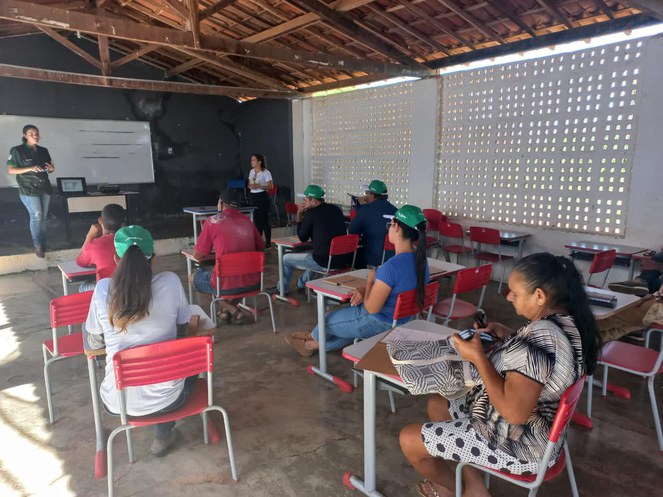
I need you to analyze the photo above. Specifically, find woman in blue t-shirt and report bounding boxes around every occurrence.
[285,205,430,357]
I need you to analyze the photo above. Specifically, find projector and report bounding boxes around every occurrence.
[98,184,121,194]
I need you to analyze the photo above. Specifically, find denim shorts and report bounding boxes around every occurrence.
[193,268,215,294]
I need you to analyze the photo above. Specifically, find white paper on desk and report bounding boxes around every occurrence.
[382,326,450,343]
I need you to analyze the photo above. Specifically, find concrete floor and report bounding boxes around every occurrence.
[0,248,662,497]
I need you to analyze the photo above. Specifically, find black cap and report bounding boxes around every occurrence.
[219,190,237,207]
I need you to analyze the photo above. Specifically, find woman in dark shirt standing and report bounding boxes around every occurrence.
[7,124,55,258]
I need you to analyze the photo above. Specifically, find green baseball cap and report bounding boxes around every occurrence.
[368,180,387,195]
[114,225,154,259]
[384,205,426,231]
[297,184,325,199]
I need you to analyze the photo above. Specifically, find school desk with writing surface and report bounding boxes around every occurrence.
[565,241,649,280]
[303,259,465,392]
[58,261,96,296]
[182,205,256,243]
[180,249,215,304]
[341,320,455,497]
[84,305,216,479]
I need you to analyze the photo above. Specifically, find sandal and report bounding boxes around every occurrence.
[217,309,231,324]
[232,310,245,325]
[415,480,443,497]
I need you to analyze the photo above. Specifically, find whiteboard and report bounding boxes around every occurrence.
[1,115,154,187]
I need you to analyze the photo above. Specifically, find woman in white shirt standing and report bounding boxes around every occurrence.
[85,225,193,457]
[248,153,273,248]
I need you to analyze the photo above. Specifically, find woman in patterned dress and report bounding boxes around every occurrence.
[400,253,601,497]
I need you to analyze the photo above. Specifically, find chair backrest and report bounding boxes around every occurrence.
[267,184,278,197]
[227,179,245,190]
[349,210,358,221]
[285,202,298,215]
[215,251,264,278]
[329,234,360,257]
[589,249,617,275]
[469,226,501,245]
[423,209,447,232]
[439,221,464,240]
[549,376,586,443]
[392,281,439,325]
[383,234,395,252]
[453,264,493,295]
[50,291,94,328]
[113,336,213,390]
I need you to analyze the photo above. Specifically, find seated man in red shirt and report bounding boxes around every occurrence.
[76,203,125,291]
[192,189,265,324]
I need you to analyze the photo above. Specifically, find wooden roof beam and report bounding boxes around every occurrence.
[436,0,505,44]
[200,0,237,21]
[535,0,574,29]
[37,26,102,69]
[365,4,451,56]
[591,0,615,20]
[484,0,537,37]
[0,0,430,76]
[625,1,663,21]
[162,0,191,21]
[0,63,297,99]
[186,0,201,48]
[286,0,427,67]
[164,58,204,77]
[110,44,160,69]
[98,34,111,75]
[394,0,477,50]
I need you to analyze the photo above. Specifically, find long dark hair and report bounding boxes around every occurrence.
[396,219,428,310]
[252,153,267,171]
[513,252,601,374]
[22,124,38,144]
[108,245,153,332]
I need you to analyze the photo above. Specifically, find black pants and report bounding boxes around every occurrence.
[251,191,271,244]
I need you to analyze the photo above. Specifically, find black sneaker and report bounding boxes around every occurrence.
[34,246,45,258]
[608,280,649,297]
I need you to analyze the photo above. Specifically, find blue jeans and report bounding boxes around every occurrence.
[311,304,393,351]
[19,193,51,247]
[280,252,327,293]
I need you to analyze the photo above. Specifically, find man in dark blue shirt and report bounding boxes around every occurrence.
[348,180,397,268]
[278,184,349,294]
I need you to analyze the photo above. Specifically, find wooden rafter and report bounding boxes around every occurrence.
[164,57,204,77]
[200,0,237,21]
[436,0,504,44]
[393,0,477,50]
[535,0,574,29]
[0,63,297,99]
[98,34,111,75]
[625,0,663,21]
[591,0,615,20]
[186,0,201,48]
[300,73,397,92]
[484,0,537,37]
[110,44,160,69]
[37,26,102,69]
[0,0,430,76]
[162,0,191,21]
[286,0,427,67]
[365,4,451,56]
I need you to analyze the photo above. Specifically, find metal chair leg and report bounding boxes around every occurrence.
[43,354,56,424]
[647,377,663,451]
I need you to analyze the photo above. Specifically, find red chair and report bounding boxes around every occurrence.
[455,376,585,497]
[423,209,447,234]
[381,233,396,265]
[305,234,360,302]
[267,183,280,225]
[44,291,94,423]
[211,251,276,332]
[106,336,238,497]
[285,202,299,234]
[469,227,513,293]
[586,326,663,451]
[430,265,492,326]
[349,210,358,221]
[439,222,472,264]
[354,281,440,413]
[587,249,617,288]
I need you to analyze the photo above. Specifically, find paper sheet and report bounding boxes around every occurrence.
[382,325,451,343]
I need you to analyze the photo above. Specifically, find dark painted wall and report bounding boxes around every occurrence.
[0,33,293,223]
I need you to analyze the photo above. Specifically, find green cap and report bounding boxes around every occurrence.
[384,205,426,231]
[114,225,154,259]
[297,184,325,199]
[368,180,387,195]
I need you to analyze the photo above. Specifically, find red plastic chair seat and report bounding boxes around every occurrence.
[474,251,513,262]
[128,379,208,426]
[444,244,472,254]
[426,235,440,247]
[44,332,84,357]
[600,341,663,374]
[432,298,478,320]
[485,450,567,484]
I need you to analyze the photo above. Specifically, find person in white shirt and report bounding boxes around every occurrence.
[248,153,274,248]
[84,225,192,457]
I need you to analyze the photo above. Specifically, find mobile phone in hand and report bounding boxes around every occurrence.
[459,328,494,344]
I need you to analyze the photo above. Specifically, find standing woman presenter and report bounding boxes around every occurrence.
[7,124,55,258]
[248,153,273,248]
